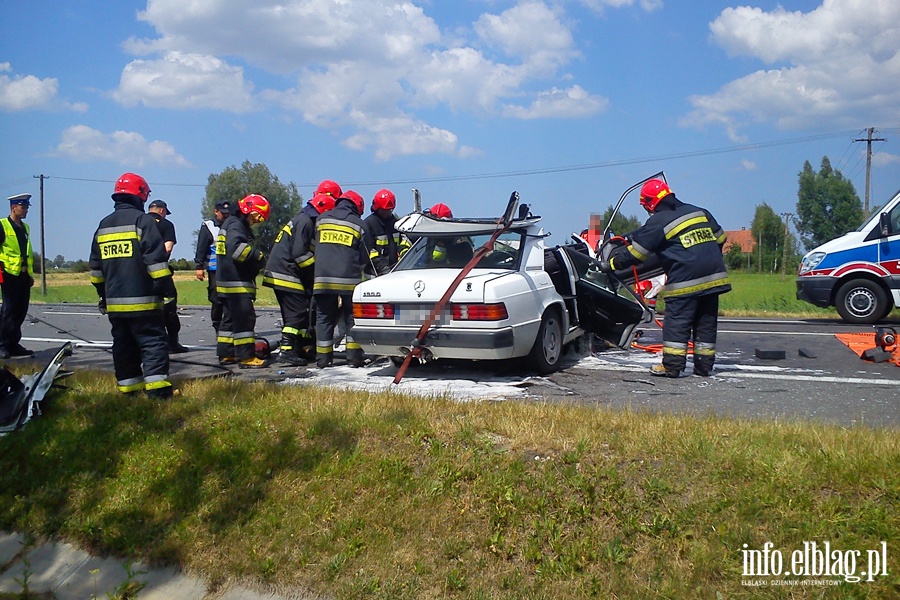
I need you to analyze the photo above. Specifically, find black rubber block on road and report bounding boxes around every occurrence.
[862,347,893,363]
[755,348,786,360]
[798,348,817,359]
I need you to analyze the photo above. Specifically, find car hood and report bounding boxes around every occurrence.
[354,269,512,304]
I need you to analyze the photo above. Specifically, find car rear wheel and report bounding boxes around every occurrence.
[528,309,563,375]
[835,278,889,324]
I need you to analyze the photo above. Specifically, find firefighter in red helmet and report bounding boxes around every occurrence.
[601,178,731,378]
[363,188,410,275]
[313,190,373,368]
[262,192,335,366]
[216,194,271,369]
[89,172,175,398]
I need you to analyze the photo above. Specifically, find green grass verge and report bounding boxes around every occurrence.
[1,373,897,599]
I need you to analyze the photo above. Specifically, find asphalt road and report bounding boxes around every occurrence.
[15,304,900,429]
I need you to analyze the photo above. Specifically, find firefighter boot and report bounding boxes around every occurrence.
[239,357,270,369]
[649,364,680,378]
[278,333,307,366]
[347,347,366,368]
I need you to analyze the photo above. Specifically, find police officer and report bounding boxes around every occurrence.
[194,201,231,335]
[313,191,371,368]
[363,188,410,275]
[89,173,175,398]
[601,179,730,378]
[147,199,188,353]
[216,194,270,369]
[263,193,335,366]
[0,193,35,359]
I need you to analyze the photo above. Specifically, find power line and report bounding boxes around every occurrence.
[37,129,865,189]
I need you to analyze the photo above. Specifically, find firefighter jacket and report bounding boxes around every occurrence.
[363,211,410,275]
[313,198,371,294]
[0,218,33,277]
[89,197,174,317]
[609,195,731,298]
[262,203,319,293]
[194,218,220,272]
[216,214,265,298]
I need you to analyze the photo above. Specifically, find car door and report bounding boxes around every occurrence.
[551,245,650,349]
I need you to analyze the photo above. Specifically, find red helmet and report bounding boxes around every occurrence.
[340,190,364,215]
[428,203,453,219]
[113,172,151,202]
[639,179,672,212]
[372,188,396,212]
[315,179,342,198]
[238,194,271,221]
[310,192,336,214]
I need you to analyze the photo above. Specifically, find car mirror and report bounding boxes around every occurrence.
[880,212,891,237]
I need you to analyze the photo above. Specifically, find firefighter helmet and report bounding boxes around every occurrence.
[340,191,364,215]
[372,188,396,212]
[238,194,271,221]
[315,179,342,198]
[310,192,336,214]
[112,172,151,202]
[428,202,453,219]
[639,179,672,212]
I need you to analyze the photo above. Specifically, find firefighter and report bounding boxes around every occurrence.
[315,179,342,200]
[263,193,335,366]
[194,200,231,335]
[147,199,188,353]
[89,173,175,398]
[0,194,35,359]
[313,190,371,368]
[363,188,410,275]
[216,194,271,369]
[600,179,730,378]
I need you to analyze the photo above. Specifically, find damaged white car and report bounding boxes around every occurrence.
[351,198,651,374]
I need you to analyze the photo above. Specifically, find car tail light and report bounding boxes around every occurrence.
[353,303,395,319]
[451,303,508,321]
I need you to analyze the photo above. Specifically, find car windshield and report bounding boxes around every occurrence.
[395,230,523,271]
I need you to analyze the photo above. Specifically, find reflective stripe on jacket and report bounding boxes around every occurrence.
[314,199,370,294]
[216,214,264,298]
[262,204,317,293]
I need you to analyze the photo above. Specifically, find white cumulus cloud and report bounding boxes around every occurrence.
[54,125,191,168]
[0,63,87,112]
[114,0,611,159]
[682,0,900,140]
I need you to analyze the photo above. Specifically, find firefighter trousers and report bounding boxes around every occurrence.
[660,293,720,376]
[274,289,312,356]
[218,295,258,361]
[206,270,224,333]
[109,313,172,397]
[314,293,362,365]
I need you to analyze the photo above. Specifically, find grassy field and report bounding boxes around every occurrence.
[31,271,841,317]
[0,373,897,599]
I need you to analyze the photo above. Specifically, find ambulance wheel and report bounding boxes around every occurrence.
[528,308,563,374]
[835,278,888,324]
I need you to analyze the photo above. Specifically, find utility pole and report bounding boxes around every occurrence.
[32,174,47,295]
[780,212,793,280]
[853,127,886,215]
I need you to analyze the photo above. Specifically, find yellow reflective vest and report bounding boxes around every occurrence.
[0,218,33,276]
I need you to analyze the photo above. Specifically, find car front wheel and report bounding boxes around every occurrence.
[528,309,563,374]
[835,278,889,324]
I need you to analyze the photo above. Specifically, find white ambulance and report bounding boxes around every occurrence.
[797,188,900,323]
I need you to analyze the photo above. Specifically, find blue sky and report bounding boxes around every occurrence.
[1,0,898,261]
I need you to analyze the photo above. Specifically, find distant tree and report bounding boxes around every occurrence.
[795,157,864,251]
[751,203,797,273]
[598,205,643,237]
[70,259,89,273]
[204,161,303,253]
[52,254,65,269]
[724,242,746,271]
[169,258,192,271]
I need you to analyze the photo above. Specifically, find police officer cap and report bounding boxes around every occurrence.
[215,200,232,213]
[8,193,31,206]
[148,199,171,215]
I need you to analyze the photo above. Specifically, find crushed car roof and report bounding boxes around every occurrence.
[395,211,544,237]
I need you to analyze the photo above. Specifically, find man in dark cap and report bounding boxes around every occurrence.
[148,199,188,353]
[0,193,35,359]
[194,200,231,335]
